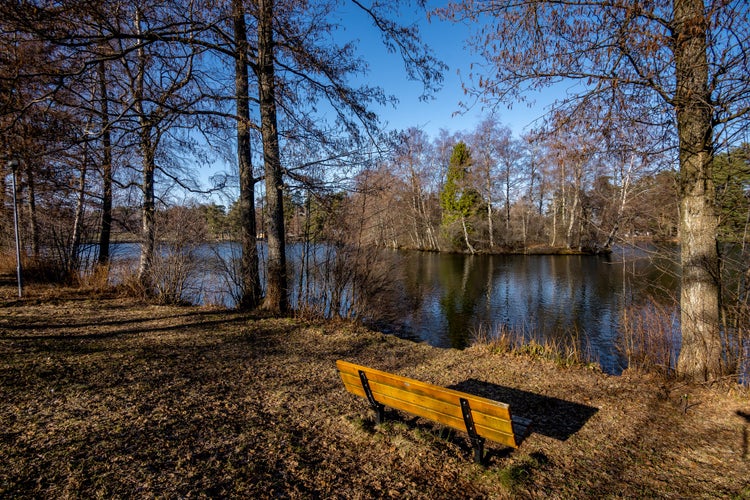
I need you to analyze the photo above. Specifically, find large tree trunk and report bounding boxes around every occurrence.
[135,11,156,292]
[97,60,113,266]
[233,0,261,310]
[138,138,156,291]
[257,0,288,313]
[673,0,723,381]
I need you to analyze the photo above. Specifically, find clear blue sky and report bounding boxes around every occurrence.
[339,4,559,139]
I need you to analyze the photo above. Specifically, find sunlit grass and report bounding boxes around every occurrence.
[470,323,599,370]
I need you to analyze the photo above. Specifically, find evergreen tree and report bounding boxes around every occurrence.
[714,144,750,243]
[440,141,480,252]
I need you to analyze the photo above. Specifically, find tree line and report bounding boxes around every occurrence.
[104,136,748,258]
[2,0,749,382]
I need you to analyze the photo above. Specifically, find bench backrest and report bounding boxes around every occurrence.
[336,360,520,448]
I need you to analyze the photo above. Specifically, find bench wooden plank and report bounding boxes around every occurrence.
[341,375,518,447]
[336,360,529,452]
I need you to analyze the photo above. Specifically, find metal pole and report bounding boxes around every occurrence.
[8,159,22,298]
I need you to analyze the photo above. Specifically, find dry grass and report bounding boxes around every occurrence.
[471,324,598,370]
[1,281,749,498]
[618,300,680,378]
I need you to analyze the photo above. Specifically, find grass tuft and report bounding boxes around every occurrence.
[492,454,544,492]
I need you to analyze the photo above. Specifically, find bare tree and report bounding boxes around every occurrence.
[96,59,113,265]
[246,0,446,312]
[392,128,440,250]
[255,0,288,313]
[467,117,510,248]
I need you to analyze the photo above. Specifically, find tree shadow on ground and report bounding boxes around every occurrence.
[0,311,251,340]
[449,379,599,442]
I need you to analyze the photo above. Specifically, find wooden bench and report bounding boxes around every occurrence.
[336,360,531,464]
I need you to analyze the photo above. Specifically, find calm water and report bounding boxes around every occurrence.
[110,243,680,374]
[386,249,680,374]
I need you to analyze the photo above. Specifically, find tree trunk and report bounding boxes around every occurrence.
[234,0,261,310]
[504,162,511,234]
[550,194,557,247]
[673,0,723,381]
[566,161,582,249]
[481,156,494,248]
[461,216,476,254]
[566,187,579,249]
[135,11,156,291]
[0,170,6,241]
[24,162,39,258]
[97,60,113,266]
[70,154,87,275]
[602,156,634,251]
[257,0,288,313]
[138,138,156,290]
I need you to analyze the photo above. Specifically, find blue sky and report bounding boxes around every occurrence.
[339,5,560,139]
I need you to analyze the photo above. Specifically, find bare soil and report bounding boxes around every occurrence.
[1,282,749,499]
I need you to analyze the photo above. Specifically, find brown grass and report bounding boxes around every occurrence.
[1,280,749,498]
[471,324,597,370]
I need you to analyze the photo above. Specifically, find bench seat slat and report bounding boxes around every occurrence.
[341,378,519,448]
[337,360,524,448]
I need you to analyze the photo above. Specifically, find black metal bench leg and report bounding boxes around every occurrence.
[470,436,485,464]
[359,370,385,424]
[460,398,486,465]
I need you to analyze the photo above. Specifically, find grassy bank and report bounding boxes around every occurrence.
[1,282,748,498]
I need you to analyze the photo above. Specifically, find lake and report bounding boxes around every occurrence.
[109,242,683,375]
[383,248,680,374]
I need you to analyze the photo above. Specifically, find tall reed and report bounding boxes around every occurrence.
[617,299,679,377]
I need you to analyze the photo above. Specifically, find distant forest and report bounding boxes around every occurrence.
[106,134,748,255]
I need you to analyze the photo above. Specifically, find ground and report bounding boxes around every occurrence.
[1,282,749,498]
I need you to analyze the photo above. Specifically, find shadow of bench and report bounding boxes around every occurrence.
[448,379,598,442]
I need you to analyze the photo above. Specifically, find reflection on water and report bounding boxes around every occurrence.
[110,243,681,374]
[391,249,679,374]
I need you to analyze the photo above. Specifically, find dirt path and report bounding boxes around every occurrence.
[1,285,748,498]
